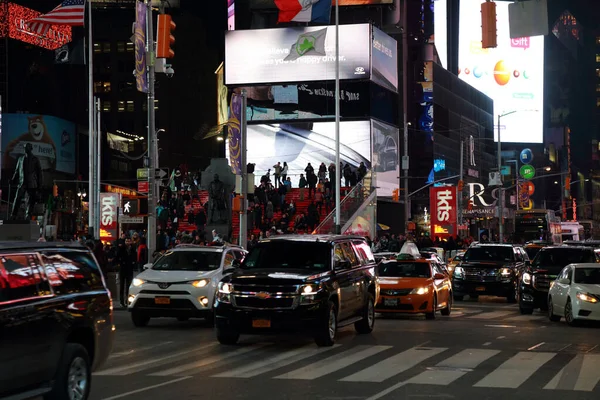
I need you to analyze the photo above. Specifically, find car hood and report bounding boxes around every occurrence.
[530,265,564,276]
[379,277,432,288]
[460,261,510,269]
[137,268,220,283]
[231,269,328,284]
[573,283,600,295]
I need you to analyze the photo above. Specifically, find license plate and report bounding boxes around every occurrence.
[252,319,271,328]
[155,297,171,305]
[475,287,486,292]
[384,298,398,306]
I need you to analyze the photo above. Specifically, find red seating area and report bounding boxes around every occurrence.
[177,191,209,233]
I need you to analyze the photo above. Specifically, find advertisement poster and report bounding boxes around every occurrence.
[372,120,399,197]
[434,0,448,69]
[228,93,242,175]
[2,3,72,50]
[100,193,120,242]
[227,0,234,30]
[134,1,148,93]
[430,186,457,237]
[225,24,371,85]
[458,0,544,143]
[2,114,76,174]
[338,0,393,4]
[372,26,398,92]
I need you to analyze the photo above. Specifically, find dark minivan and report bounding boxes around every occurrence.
[214,235,379,347]
[0,242,114,400]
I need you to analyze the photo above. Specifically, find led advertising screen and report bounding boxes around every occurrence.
[372,26,398,92]
[458,0,544,143]
[372,120,399,197]
[227,0,234,30]
[434,0,447,69]
[225,24,371,86]
[337,0,393,4]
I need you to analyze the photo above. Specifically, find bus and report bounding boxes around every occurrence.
[514,209,561,244]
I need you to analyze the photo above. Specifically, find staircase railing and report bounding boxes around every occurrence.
[313,171,375,234]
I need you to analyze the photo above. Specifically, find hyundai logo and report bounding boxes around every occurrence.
[354,67,366,75]
[256,292,271,299]
[158,283,171,289]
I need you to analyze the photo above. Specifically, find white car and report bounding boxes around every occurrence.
[547,263,600,326]
[127,244,247,327]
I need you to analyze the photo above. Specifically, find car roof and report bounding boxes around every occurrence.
[540,246,593,251]
[381,257,431,264]
[0,241,88,251]
[170,244,245,252]
[569,263,600,269]
[259,234,367,244]
[469,243,515,248]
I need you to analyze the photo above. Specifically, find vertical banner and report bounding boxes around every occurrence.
[430,186,458,238]
[134,1,148,93]
[228,92,242,175]
[100,193,121,242]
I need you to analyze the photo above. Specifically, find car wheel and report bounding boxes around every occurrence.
[425,295,437,320]
[44,343,91,400]
[355,293,375,334]
[519,305,534,315]
[564,298,579,326]
[131,311,150,327]
[216,327,240,345]
[315,301,337,347]
[440,294,452,316]
[548,297,561,322]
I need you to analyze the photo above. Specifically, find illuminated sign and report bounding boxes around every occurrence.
[105,185,136,196]
[100,193,120,242]
[430,186,457,237]
[1,3,72,50]
[433,159,446,172]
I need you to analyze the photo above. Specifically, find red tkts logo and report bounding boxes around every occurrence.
[430,186,458,237]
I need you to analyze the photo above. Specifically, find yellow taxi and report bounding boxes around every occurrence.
[447,251,465,277]
[376,254,453,319]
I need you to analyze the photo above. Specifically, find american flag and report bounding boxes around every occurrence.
[26,0,86,35]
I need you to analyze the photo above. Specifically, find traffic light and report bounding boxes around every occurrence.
[157,14,176,59]
[53,184,58,197]
[458,180,464,192]
[481,1,497,49]
[392,189,399,202]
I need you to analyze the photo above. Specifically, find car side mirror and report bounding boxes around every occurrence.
[434,273,446,280]
[143,263,152,270]
[335,260,351,271]
[557,278,570,285]
[232,259,242,269]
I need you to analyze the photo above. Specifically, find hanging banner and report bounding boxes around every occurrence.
[100,193,121,242]
[134,1,148,93]
[430,186,458,237]
[228,93,242,175]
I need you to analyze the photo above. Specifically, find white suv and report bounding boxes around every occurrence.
[127,244,247,327]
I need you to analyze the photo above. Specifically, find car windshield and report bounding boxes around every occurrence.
[574,268,600,284]
[379,262,431,278]
[464,247,514,262]
[533,249,596,269]
[241,241,330,271]
[152,250,222,271]
[525,247,542,260]
[453,254,464,261]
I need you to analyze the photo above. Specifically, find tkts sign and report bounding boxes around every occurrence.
[100,193,121,242]
[430,186,458,238]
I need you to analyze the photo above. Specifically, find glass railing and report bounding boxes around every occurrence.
[313,171,375,234]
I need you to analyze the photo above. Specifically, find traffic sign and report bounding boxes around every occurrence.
[500,166,511,176]
[122,199,139,215]
[137,168,149,180]
[155,168,169,179]
[520,148,534,164]
[519,165,535,180]
[138,181,149,193]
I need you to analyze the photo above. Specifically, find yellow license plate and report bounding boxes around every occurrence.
[252,319,271,328]
[476,287,486,292]
[155,297,171,305]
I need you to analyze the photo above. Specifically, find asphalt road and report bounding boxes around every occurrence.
[89,297,600,400]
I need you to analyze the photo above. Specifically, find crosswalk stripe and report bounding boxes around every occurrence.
[473,351,555,388]
[274,345,391,380]
[212,344,340,378]
[94,343,218,376]
[544,354,600,391]
[339,347,447,383]
[466,311,514,319]
[503,315,546,321]
[149,344,270,377]
[406,349,500,385]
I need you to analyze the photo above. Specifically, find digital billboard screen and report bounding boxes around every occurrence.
[227,0,234,30]
[434,0,447,69]
[458,0,544,144]
[225,24,371,86]
[337,0,393,4]
[372,26,398,92]
[372,120,399,197]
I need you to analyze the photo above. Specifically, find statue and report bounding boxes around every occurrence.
[208,174,227,223]
[11,143,43,220]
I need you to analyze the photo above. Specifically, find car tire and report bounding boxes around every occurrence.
[315,301,337,347]
[44,343,91,400]
[355,293,375,334]
[564,298,579,326]
[425,295,437,320]
[131,311,150,327]
[216,327,240,345]
[440,294,452,316]
[548,297,561,322]
[519,305,534,315]
[453,294,464,301]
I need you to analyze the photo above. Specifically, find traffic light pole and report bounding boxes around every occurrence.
[458,140,464,227]
[146,0,157,260]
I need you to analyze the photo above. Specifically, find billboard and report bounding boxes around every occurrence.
[434,0,447,69]
[225,24,371,86]
[337,0,393,4]
[372,26,398,92]
[100,193,121,243]
[372,120,399,197]
[2,114,76,174]
[458,0,544,144]
[227,0,234,30]
[0,3,72,50]
[430,186,457,238]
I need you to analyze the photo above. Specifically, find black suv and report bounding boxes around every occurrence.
[518,245,599,314]
[0,242,114,400]
[452,244,529,302]
[214,235,379,347]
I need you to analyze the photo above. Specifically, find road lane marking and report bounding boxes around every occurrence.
[100,376,191,400]
[110,342,175,358]
[484,324,517,328]
[339,347,447,383]
[544,354,600,391]
[406,349,500,385]
[212,345,340,378]
[275,345,391,380]
[528,342,546,351]
[497,336,505,340]
[483,342,492,346]
[150,343,270,376]
[504,315,546,322]
[95,343,218,376]
[467,311,514,319]
[473,351,555,388]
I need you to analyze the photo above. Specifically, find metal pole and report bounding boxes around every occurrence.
[514,161,519,211]
[497,114,503,242]
[458,140,463,226]
[146,0,157,260]
[402,0,410,232]
[334,0,341,234]
[87,0,94,238]
[239,89,248,248]
[96,98,102,238]
[92,95,97,237]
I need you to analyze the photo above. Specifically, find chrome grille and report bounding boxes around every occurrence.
[234,297,295,309]
[532,274,554,291]
[381,289,412,296]
[230,283,300,310]
[463,268,499,282]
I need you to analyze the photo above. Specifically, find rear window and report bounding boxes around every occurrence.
[40,251,105,294]
[378,262,431,278]
[0,253,52,305]
[532,248,596,269]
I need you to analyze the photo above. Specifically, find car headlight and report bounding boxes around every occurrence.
[190,279,209,288]
[576,292,599,303]
[453,266,464,278]
[300,284,321,304]
[218,282,233,294]
[522,273,531,285]
[500,268,512,276]
[216,282,233,304]
[410,287,429,295]
[132,278,145,287]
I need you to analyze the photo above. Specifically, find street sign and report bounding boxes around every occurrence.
[500,166,511,176]
[519,165,535,180]
[122,199,139,215]
[138,181,149,193]
[120,216,144,224]
[155,168,169,179]
[137,168,149,180]
[520,148,534,164]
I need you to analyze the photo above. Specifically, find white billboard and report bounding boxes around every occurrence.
[434,0,448,69]
[458,0,544,143]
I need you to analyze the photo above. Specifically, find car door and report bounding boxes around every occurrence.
[333,242,354,320]
[341,241,364,315]
[553,267,571,313]
[431,263,450,308]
